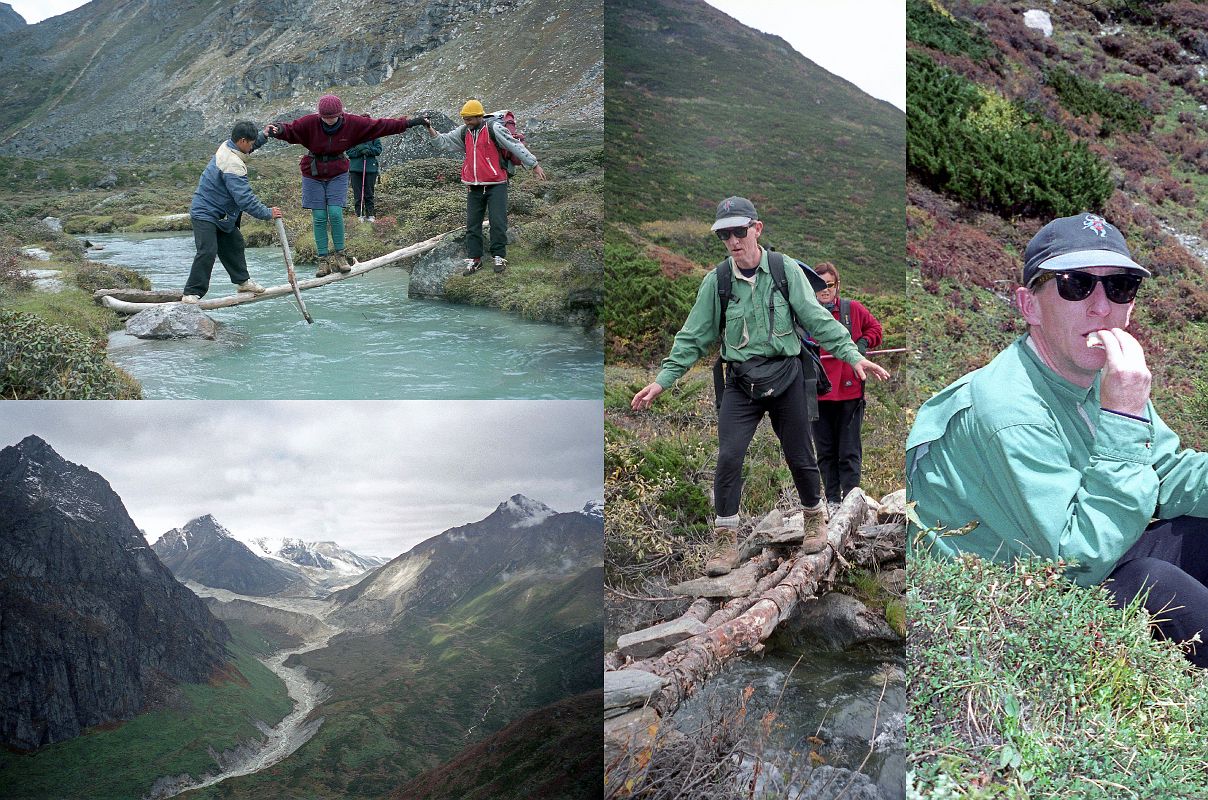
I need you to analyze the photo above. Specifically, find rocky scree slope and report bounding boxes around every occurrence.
[0,436,230,751]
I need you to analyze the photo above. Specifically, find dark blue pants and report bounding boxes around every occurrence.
[715,362,821,518]
[350,171,377,217]
[466,182,508,259]
[1105,516,1208,668]
[185,218,250,298]
[814,398,865,503]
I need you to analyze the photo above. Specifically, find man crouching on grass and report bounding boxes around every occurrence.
[181,120,282,303]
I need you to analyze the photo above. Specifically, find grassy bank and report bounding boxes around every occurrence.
[909,549,1208,799]
[0,622,292,800]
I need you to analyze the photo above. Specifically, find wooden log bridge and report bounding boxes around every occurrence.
[604,488,906,737]
[95,228,457,314]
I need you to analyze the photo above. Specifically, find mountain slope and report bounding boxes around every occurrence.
[605,0,904,290]
[0,436,230,751]
[152,515,299,597]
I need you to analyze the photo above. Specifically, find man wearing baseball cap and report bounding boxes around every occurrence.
[907,212,1208,667]
[631,196,891,577]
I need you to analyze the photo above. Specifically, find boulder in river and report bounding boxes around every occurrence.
[125,303,219,340]
[778,591,902,651]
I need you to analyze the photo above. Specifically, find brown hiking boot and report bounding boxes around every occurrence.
[315,256,333,278]
[705,528,742,577]
[800,504,830,554]
[333,251,353,273]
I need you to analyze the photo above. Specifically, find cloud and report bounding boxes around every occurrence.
[0,401,602,558]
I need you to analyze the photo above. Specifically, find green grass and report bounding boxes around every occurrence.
[909,550,1208,799]
[0,623,292,800]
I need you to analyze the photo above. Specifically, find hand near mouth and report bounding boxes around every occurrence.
[1095,328,1151,417]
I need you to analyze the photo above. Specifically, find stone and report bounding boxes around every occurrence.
[878,489,906,521]
[95,172,118,189]
[781,591,902,651]
[670,560,762,598]
[604,668,665,715]
[21,268,64,293]
[407,234,469,298]
[124,304,219,340]
[21,247,50,261]
[616,617,707,660]
[752,509,784,534]
[603,706,662,767]
[1023,9,1053,38]
[880,568,906,595]
[41,216,62,232]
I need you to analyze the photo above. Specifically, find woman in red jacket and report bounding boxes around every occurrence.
[266,94,427,276]
[813,261,883,509]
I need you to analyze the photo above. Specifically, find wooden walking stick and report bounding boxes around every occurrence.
[275,217,313,324]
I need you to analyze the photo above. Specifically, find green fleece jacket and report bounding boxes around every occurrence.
[654,247,863,390]
[906,335,1208,586]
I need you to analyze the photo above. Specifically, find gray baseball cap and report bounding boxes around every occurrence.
[1022,212,1150,286]
[712,196,759,231]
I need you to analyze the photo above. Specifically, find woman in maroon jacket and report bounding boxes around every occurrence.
[812,261,883,508]
[266,94,427,276]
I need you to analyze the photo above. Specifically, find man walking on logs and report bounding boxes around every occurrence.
[424,100,546,276]
[182,121,282,304]
[631,196,891,577]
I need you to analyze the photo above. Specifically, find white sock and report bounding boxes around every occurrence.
[714,512,740,529]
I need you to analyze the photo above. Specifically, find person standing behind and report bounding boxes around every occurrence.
[631,196,891,576]
[812,261,883,510]
[424,100,546,275]
[182,120,282,303]
[266,95,427,277]
[347,136,382,222]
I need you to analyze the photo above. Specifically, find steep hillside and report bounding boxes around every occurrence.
[0,2,24,33]
[605,0,904,294]
[0,436,230,751]
[153,515,300,597]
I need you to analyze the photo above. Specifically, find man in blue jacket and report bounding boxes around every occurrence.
[182,121,282,303]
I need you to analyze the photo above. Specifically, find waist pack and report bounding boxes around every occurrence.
[728,355,800,401]
[307,151,346,178]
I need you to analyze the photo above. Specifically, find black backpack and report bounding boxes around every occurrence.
[711,253,833,415]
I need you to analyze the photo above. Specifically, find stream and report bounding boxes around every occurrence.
[674,647,906,800]
[87,231,603,399]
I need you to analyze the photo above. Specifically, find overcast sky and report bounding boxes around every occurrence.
[7,0,86,25]
[0,401,602,559]
[703,0,906,112]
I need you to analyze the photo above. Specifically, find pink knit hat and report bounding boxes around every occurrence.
[317,94,343,116]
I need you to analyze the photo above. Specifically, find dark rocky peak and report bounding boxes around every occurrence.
[0,3,25,35]
[0,436,130,535]
[153,514,233,559]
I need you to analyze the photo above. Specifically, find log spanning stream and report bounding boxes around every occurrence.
[87,232,602,399]
[149,630,338,800]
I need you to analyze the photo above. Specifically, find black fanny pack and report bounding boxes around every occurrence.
[307,151,347,177]
[728,355,800,400]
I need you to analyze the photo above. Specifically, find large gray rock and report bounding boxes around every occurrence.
[670,560,763,599]
[616,617,707,660]
[604,668,665,716]
[125,303,219,340]
[780,592,902,651]
[407,234,467,298]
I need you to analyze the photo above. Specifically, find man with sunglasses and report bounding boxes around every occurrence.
[907,212,1208,667]
[631,196,891,577]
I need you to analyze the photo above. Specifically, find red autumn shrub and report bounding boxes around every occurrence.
[915,220,1018,289]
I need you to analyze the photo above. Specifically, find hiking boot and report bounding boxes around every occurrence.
[180,294,201,304]
[236,280,265,294]
[333,251,353,273]
[800,503,830,554]
[493,255,508,273]
[367,216,375,223]
[315,255,333,277]
[463,258,482,275]
[705,528,742,577]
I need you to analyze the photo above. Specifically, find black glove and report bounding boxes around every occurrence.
[856,337,869,355]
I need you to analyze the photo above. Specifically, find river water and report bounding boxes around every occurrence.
[88,232,602,399]
[675,647,906,800]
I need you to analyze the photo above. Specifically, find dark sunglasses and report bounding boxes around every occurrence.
[1031,271,1142,304]
[819,280,837,289]
[715,224,753,241]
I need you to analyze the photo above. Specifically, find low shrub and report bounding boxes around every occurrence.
[0,310,140,399]
[603,233,702,365]
[1044,66,1149,136]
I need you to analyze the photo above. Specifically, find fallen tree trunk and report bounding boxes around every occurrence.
[99,228,456,315]
[615,489,871,719]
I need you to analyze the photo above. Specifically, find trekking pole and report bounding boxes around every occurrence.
[820,347,911,360]
[274,217,314,324]
[359,165,367,218]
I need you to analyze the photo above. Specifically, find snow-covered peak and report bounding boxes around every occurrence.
[580,500,603,520]
[228,530,384,577]
[495,494,556,528]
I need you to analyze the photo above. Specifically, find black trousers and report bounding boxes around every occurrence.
[185,218,250,298]
[350,171,377,217]
[813,398,865,503]
[1105,516,1208,668]
[715,363,822,518]
[466,182,508,259]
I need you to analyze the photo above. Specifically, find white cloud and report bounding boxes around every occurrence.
[8,1,89,25]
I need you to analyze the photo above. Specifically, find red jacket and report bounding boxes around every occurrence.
[818,296,882,402]
[460,124,509,185]
[271,113,414,179]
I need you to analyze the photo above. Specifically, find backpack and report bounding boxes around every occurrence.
[464,110,526,173]
[711,253,833,416]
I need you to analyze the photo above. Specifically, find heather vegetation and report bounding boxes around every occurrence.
[907,1,1208,794]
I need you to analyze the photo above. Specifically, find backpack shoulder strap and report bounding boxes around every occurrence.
[767,251,790,303]
[839,298,852,332]
[714,259,732,339]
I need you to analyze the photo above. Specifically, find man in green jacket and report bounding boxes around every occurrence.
[632,196,891,576]
[907,212,1208,667]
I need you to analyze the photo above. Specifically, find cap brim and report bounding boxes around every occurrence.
[1033,249,1151,277]
[711,215,753,231]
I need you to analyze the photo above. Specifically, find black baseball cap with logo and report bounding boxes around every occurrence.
[1022,212,1151,287]
[712,196,759,231]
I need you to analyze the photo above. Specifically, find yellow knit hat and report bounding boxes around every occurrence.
[460,99,485,117]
